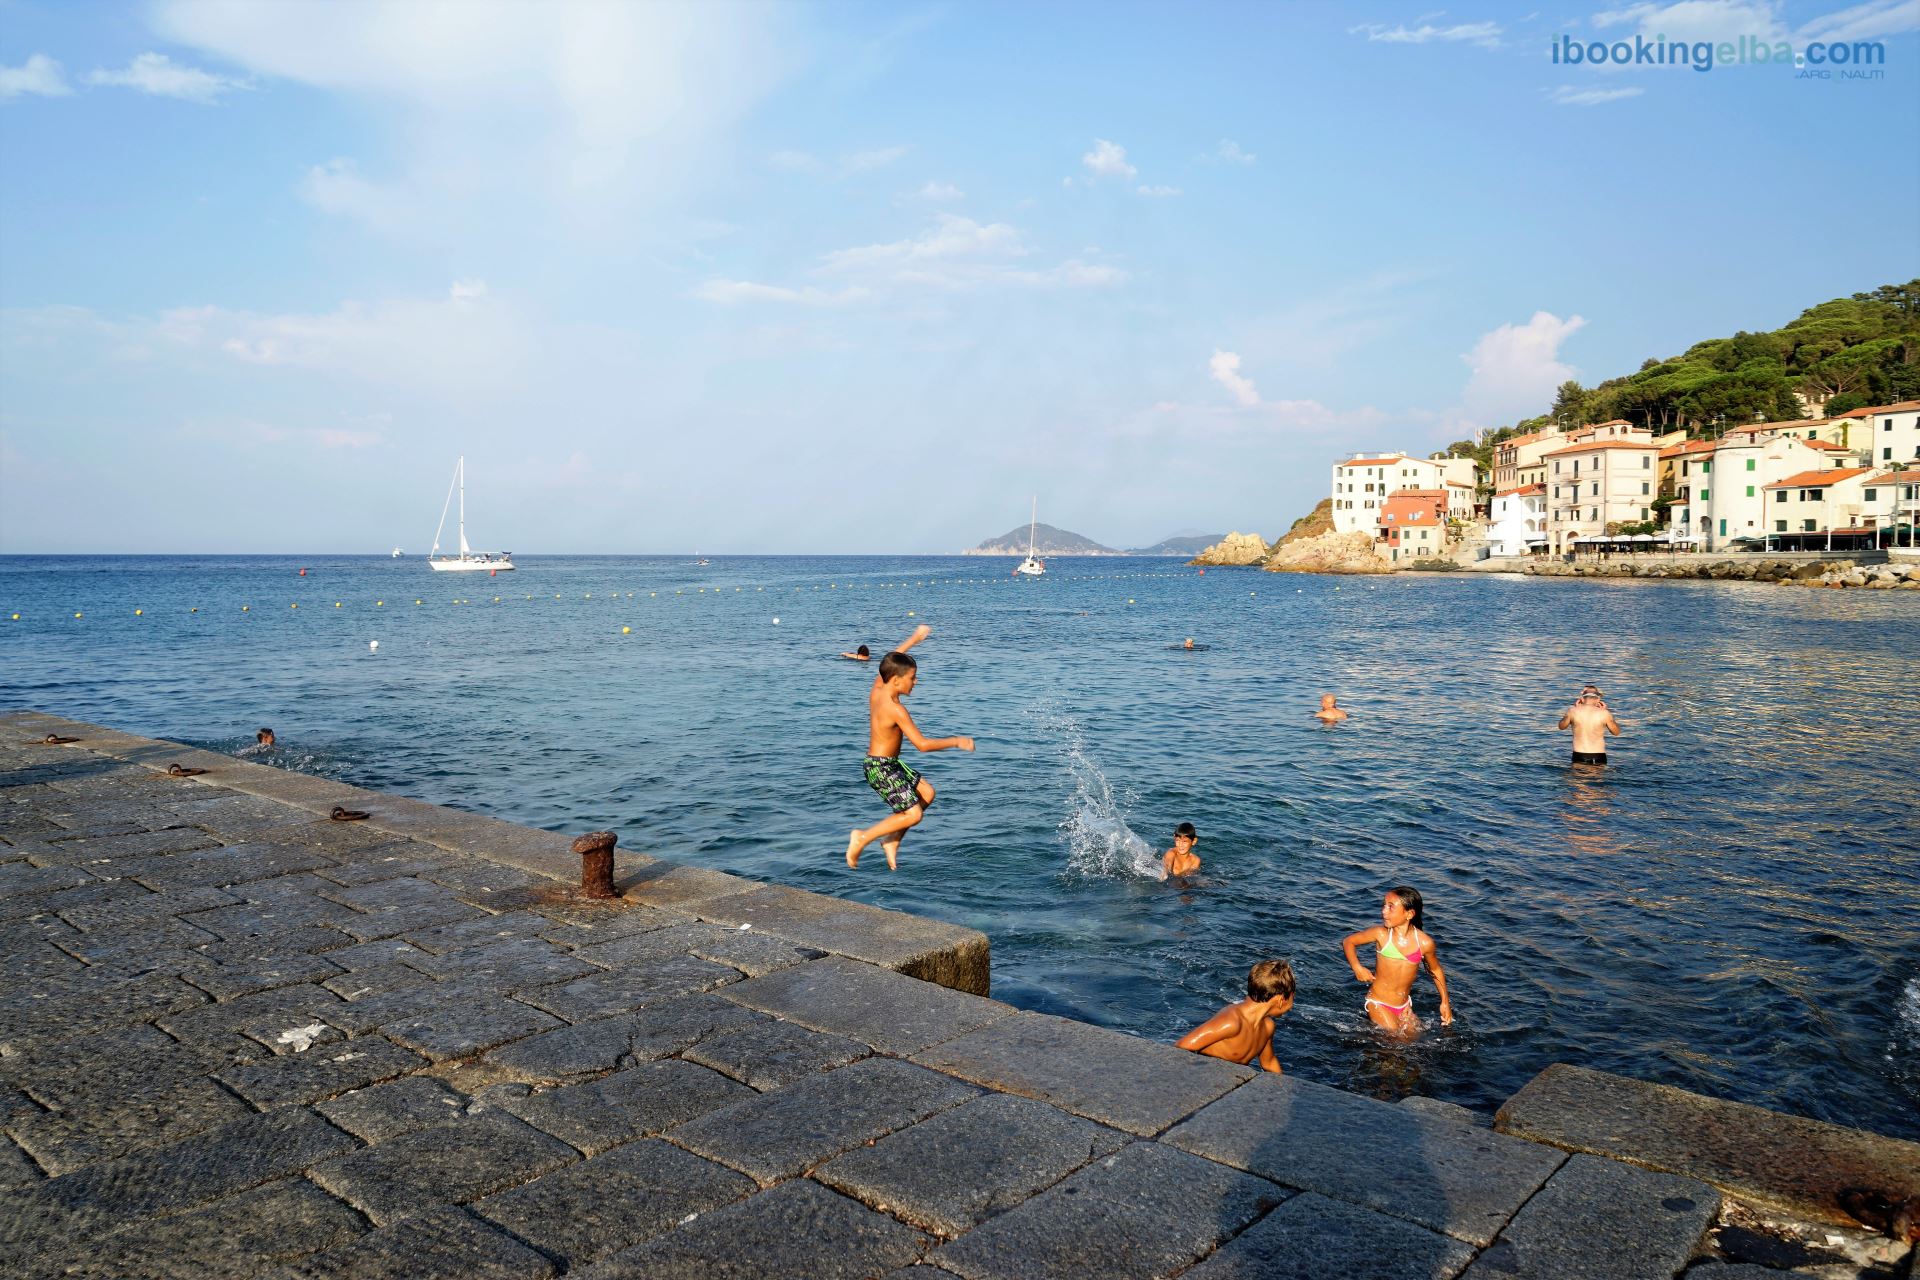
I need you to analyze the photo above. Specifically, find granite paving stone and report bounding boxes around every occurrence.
[533,896,684,938]
[34,826,220,865]
[57,884,239,930]
[315,1074,469,1142]
[687,926,827,976]
[157,982,349,1058]
[0,1086,39,1123]
[8,1074,257,1174]
[181,947,346,1001]
[265,1205,557,1280]
[0,878,145,925]
[2,1023,211,1109]
[722,956,1015,1055]
[320,975,479,1034]
[505,1059,755,1155]
[56,1176,366,1280]
[912,1011,1253,1137]
[1495,1062,1920,1227]
[0,1138,43,1188]
[180,893,360,941]
[0,972,211,1052]
[320,875,490,940]
[816,1092,1131,1237]
[516,955,743,1021]
[684,1017,870,1091]
[474,1137,756,1266]
[117,841,339,891]
[667,1056,980,1186]
[0,1105,359,1249]
[400,935,604,987]
[414,858,545,904]
[53,915,222,960]
[1182,1191,1478,1280]
[580,1178,931,1280]
[932,1140,1289,1280]
[320,961,435,1002]
[485,993,769,1084]
[312,848,457,887]
[231,818,402,856]
[403,909,563,954]
[217,1035,428,1107]
[570,919,742,968]
[1163,1073,1566,1247]
[381,992,567,1061]
[310,936,427,970]
[1460,1153,1721,1280]
[309,1109,579,1224]
[0,862,97,900]
[161,792,322,834]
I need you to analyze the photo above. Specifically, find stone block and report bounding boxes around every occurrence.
[688,926,825,976]
[0,972,210,1053]
[0,862,96,901]
[315,1075,468,1143]
[266,1205,557,1280]
[117,842,339,891]
[404,910,562,954]
[684,1018,870,1091]
[218,1036,428,1107]
[0,1106,358,1247]
[913,1011,1252,1137]
[815,1092,1130,1236]
[321,962,433,1002]
[517,956,743,1022]
[1462,1154,1719,1280]
[667,1056,978,1186]
[475,1137,753,1267]
[180,893,359,941]
[684,882,990,994]
[321,875,489,941]
[1183,1191,1477,1280]
[0,878,145,925]
[59,1177,365,1280]
[182,948,345,1001]
[58,884,239,930]
[1163,1074,1565,1246]
[414,857,546,906]
[1400,1096,1487,1127]
[401,935,603,988]
[533,895,683,939]
[41,827,221,865]
[931,1140,1287,1280]
[485,994,767,1084]
[312,936,426,971]
[570,919,738,968]
[156,983,346,1058]
[313,846,454,886]
[723,956,1014,1056]
[1495,1063,1920,1227]
[581,1179,929,1280]
[53,915,221,961]
[504,1059,754,1155]
[309,1109,578,1225]
[10,1075,256,1175]
[0,1137,41,1188]
[616,860,754,911]
[380,991,566,1062]
[1,1023,211,1109]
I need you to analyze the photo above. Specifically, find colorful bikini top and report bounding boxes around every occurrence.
[1379,926,1424,966]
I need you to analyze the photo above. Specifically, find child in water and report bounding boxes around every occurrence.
[1342,886,1452,1037]
[1176,959,1294,1072]
[1162,822,1201,877]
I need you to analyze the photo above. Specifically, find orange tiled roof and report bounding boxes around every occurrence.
[1660,439,1717,459]
[1541,439,1660,458]
[1337,456,1409,468]
[1801,440,1853,452]
[1494,483,1547,497]
[1763,467,1874,490]
[1846,400,1920,417]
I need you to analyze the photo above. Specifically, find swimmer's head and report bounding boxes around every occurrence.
[1248,959,1295,1006]
[1183,637,1194,649]
[1385,885,1425,931]
[256,728,275,746]
[877,651,917,688]
[1174,821,1198,846]
[855,644,870,658]
[1320,694,1338,709]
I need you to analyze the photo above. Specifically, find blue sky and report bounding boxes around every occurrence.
[2,0,1916,554]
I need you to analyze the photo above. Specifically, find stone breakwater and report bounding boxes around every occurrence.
[1526,557,1920,589]
[2,713,1916,1278]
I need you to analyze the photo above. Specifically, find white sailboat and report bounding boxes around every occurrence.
[428,456,515,572]
[1015,496,1046,577]
[391,547,403,558]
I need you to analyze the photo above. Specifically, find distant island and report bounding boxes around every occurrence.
[965,523,1225,557]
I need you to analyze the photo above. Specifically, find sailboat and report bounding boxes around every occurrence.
[391,547,403,558]
[428,456,515,572]
[1014,496,1046,577]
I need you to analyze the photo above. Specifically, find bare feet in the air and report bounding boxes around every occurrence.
[846,830,862,869]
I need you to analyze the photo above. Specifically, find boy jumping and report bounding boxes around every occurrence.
[847,624,974,871]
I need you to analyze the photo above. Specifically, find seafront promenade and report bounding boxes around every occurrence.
[2,712,1915,1279]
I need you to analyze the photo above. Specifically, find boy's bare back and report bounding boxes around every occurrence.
[1178,1000,1282,1072]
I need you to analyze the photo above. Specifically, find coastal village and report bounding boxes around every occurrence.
[1197,399,1920,577]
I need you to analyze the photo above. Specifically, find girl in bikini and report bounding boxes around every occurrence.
[1342,885,1453,1038]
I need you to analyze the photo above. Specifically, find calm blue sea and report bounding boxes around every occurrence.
[3,554,1918,1137]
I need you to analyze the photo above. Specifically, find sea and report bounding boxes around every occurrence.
[3,554,1917,1139]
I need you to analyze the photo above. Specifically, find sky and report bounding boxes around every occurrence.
[2,0,1917,555]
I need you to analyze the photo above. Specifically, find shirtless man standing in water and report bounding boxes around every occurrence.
[1557,685,1621,765]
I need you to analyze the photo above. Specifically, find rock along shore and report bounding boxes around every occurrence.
[2,712,1915,1278]
[1526,557,1920,589]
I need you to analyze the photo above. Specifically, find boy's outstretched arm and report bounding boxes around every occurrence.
[892,703,974,754]
[1175,1008,1240,1055]
[895,623,933,655]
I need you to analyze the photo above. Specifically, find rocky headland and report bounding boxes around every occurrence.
[1189,500,1392,574]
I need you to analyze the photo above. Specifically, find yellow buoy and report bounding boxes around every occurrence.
[74,612,83,619]
[622,626,631,635]
[586,593,592,598]
[9,614,18,620]
[376,601,384,607]
[907,611,915,617]
[1128,599,1135,604]
[191,608,197,613]
[334,602,342,608]
[242,605,249,611]
[134,609,142,616]
[415,600,422,605]
[650,592,657,597]
[290,603,298,609]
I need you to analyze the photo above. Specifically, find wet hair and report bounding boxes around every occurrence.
[877,651,917,682]
[1388,885,1425,932]
[1248,959,1295,1002]
[856,644,870,658]
[256,728,274,742]
[1175,822,1198,841]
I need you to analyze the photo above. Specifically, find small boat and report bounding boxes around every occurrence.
[428,456,515,572]
[391,547,403,558]
[1015,496,1046,577]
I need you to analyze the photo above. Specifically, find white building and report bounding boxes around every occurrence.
[1667,425,1870,550]
[1851,400,1920,469]
[1330,453,1448,537]
[1544,423,1661,553]
[1488,484,1547,557]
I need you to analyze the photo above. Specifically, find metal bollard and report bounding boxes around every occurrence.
[572,831,618,898]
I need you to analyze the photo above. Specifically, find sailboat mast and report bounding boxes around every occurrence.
[458,456,466,553]
[1028,496,1037,557]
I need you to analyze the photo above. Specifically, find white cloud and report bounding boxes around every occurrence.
[1137,184,1182,197]
[1349,20,1503,48]
[1595,0,1918,42]
[910,180,964,201]
[1460,311,1587,423]
[1548,83,1645,104]
[691,280,871,306]
[87,52,248,103]
[449,279,489,300]
[1081,139,1137,179]
[1210,350,1261,407]
[843,145,909,172]
[299,158,411,234]
[0,54,72,99]
[818,213,1025,275]
[1214,139,1256,164]
[1797,0,1920,42]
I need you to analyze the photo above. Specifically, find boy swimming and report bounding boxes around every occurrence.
[846,624,974,871]
[1176,959,1294,1073]
[1342,885,1453,1038]
[1162,822,1201,877]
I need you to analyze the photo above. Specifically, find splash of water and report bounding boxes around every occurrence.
[1030,702,1166,881]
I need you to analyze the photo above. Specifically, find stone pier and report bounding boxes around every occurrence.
[2,712,1914,1278]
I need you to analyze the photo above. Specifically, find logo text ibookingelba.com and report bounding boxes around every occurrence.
[1551,34,1887,72]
